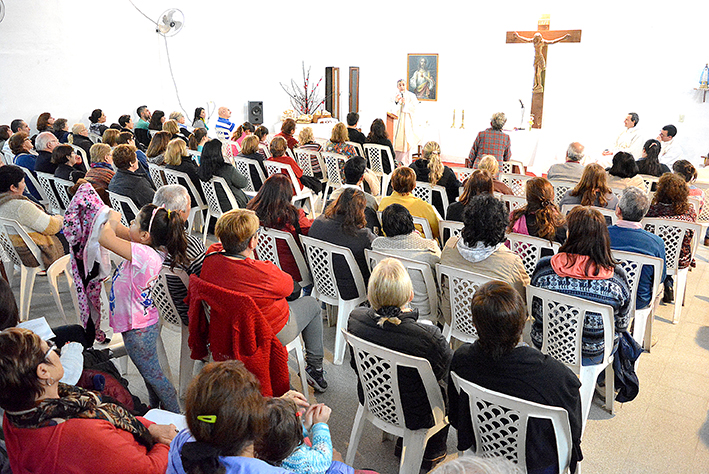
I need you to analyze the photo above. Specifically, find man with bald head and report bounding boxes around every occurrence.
[547,142,585,181]
[70,123,93,159]
[214,106,235,140]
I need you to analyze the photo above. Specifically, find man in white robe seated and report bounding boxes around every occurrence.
[605,112,643,159]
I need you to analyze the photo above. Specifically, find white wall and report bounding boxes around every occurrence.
[2,0,709,171]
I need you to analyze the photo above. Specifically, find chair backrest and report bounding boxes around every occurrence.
[163,168,207,208]
[548,179,577,207]
[19,167,49,208]
[363,144,395,176]
[506,233,560,276]
[152,269,184,330]
[499,194,527,214]
[264,160,307,196]
[108,191,141,227]
[499,173,533,197]
[346,141,365,157]
[343,331,446,430]
[450,372,573,472]
[450,166,475,183]
[641,217,701,272]
[147,163,167,188]
[611,249,663,314]
[256,227,312,287]
[293,147,322,179]
[53,177,75,209]
[70,145,91,171]
[526,285,615,371]
[412,216,434,240]
[365,249,438,319]
[638,174,659,194]
[221,140,240,164]
[436,264,492,343]
[439,220,464,244]
[300,235,366,305]
[201,176,239,216]
[500,160,526,175]
[233,156,266,194]
[88,132,102,144]
[560,204,618,225]
[0,217,46,270]
[694,182,709,222]
[412,181,449,218]
[321,152,346,189]
[35,172,64,214]
[688,196,701,215]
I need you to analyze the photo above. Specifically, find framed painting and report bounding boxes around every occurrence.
[407,53,438,101]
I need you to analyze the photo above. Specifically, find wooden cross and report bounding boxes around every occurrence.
[506,16,581,129]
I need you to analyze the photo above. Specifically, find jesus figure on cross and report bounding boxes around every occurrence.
[513,31,570,92]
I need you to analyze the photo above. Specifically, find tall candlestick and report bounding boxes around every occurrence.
[451,109,456,128]
[459,109,465,129]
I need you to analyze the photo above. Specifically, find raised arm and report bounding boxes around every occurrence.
[546,33,571,44]
[513,31,533,42]
[98,210,133,261]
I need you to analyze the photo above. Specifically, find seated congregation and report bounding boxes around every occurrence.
[0,104,701,474]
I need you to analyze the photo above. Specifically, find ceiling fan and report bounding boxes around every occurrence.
[156,8,184,37]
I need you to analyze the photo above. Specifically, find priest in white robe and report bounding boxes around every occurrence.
[658,124,684,167]
[390,79,419,166]
[612,112,643,159]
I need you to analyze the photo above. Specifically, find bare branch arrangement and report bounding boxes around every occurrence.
[280,62,327,115]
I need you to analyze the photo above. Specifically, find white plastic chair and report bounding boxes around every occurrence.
[500,160,526,175]
[70,145,91,171]
[436,263,492,345]
[412,181,449,219]
[641,217,702,324]
[321,151,347,203]
[450,372,573,474]
[0,218,68,320]
[233,156,266,197]
[506,233,561,276]
[343,331,448,474]
[450,167,475,183]
[526,286,615,435]
[300,235,367,365]
[19,166,50,209]
[611,250,663,352]
[439,220,464,246]
[151,269,196,399]
[363,143,396,194]
[365,249,439,323]
[499,194,527,214]
[221,140,240,164]
[35,172,64,214]
[412,216,434,240]
[549,179,577,207]
[200,176,239,243]
[147,163,167,188]
[345,141,365,157]
[293,147,326,182]
[108,191,141,227]
[162,168,208,233]
[88,132,102,144]
[264,160,317,215]
[638,174,659,194]
[53,177,74,210]
[256,227,312,288]
[688,196,701,215]
[560,204,618,225]
[499,173,533,198]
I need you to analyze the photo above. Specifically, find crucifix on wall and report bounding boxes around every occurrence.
[506,15,581,128]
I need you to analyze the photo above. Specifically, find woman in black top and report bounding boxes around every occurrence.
[636,139,670,178]
[366,118,395,174]
[446,169,494,222]
[410,141,461,217]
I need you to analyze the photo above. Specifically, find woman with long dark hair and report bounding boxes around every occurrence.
[559,163,619,210]
[606,151,644,190]
[636,139,669,177]
[192,107,208,130]
[198,139,249,210]
[366,118,395,174]
[445,169,494,222]
[509,177,567,244]
[247,174,313,282]
[530,206,631,363]
[148,110,166,131]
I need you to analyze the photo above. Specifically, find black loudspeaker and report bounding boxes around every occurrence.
[248,101,263,124]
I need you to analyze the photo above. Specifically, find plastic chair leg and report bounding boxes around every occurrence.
[333,300,356,365]
[673,268,689,324]
[19,266,40,321]
[345,404,366,466]
[202,211,212,245]
[604,364,615,415]
[285,335,311,403]
[400,431,427,474]
[47,255,71,325]
[178,325,195,398]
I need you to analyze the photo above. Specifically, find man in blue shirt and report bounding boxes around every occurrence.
[608,186,666,309]
[215,106,235,140]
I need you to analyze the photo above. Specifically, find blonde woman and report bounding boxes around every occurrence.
[164,138,204,201]
[347,257,452,468]
[101,128,120,148]
[298,126,323,177]
[478,154,513,195]
[325,123,356,158]
[410,140,460,216]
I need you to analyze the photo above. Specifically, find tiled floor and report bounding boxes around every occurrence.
[20,240,709,474]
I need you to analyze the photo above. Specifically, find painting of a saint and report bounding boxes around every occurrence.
[407,54,438,101]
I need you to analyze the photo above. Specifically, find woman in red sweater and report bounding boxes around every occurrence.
[0,327,176,474]
[267,136,323,195]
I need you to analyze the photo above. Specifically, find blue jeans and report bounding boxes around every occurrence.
[122,323,180,413]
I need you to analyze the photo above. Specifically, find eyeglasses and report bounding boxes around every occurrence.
[43,341,57,360]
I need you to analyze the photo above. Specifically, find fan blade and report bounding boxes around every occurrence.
[172,20,182,31]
